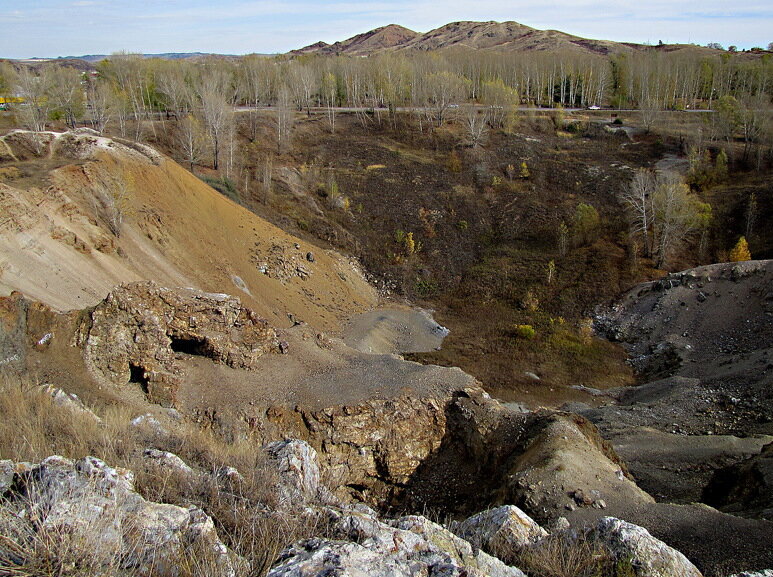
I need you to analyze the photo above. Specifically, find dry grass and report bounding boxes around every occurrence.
[0,376,327,576]
[508,533,635,577]
[0,376,130,463]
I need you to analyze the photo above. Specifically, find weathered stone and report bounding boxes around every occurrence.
[130,413,166,434]
[40,384,102,423]
[593,517,702,577]
[396,515,526,577]
[727,571,773,577]
[0,459,15,494]
[3,455,237,577]
[454,505,548,556]
[269,508,525,577]
[215,465,244,484]
[265,439,321,505]
[143,448,196,478]
[80,281,279,406]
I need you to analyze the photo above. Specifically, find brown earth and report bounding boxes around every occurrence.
[0,129,377,333]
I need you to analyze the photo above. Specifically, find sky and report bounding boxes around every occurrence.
[1,0,771,59]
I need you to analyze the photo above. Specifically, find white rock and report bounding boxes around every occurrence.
[265,439,321,504]
[41,385,102,423]
[272,508,525,577]
[594,517,702,577]
[455,505,548,555]
[396,515,526,577]
[4,456,236,577]
[143,448,195,477]
[0,459,15,494]
[131,413,166,433]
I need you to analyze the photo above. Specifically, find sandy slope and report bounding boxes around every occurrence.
[0,130,377,333]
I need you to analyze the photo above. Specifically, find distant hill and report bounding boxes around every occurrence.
[58,52,244,63]
[293,20,717,58]
[292,24,419,56]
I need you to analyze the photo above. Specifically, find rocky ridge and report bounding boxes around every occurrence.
[0,442,709,577]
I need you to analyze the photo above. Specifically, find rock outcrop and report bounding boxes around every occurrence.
[455,505,548,555]
[703,441,773,520]
[593,517,703,577]
[79,281,279,406]
[265,439,324,506]
[0,455,239,577]
[270,506,526,577]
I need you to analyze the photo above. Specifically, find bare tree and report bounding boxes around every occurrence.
[157,62,193,120]
[320,72,338,133]
[480,78,517,129]
[261,155,273,204]
[423,71,469,127]
[275,85,294,153]
[651,173,710,268]
[237,55,274,141]
[288,63,317,116]
[463,106,489,148]
[639,97,661,132]
[14,66,52,133]
[177,114,207,172]
[620,168,656,257]
[105,53,154,141]
[0,61,14,97]
[200,89,233,170]
[86,78,112,133]
[47,66,85,129]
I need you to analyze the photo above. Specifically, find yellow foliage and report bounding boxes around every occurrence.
[405,232,416,255]
[729,236,751,262]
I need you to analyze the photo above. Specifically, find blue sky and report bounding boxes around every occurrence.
[1,0,770,58]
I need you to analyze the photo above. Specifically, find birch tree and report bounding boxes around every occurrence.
[621,168,656,257]
[177,114,207,171]
[15,66,52,133]
[47,66,84,129]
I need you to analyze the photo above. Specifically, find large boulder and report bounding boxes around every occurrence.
[593,517,702,577]
[454,505,548,556]
[394,515,526,577]
[0,455,238,577]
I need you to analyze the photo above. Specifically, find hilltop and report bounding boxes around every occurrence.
[293,19,719,57]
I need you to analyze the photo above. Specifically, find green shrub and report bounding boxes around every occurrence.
[200,175,241,204]
[514,324,536,339]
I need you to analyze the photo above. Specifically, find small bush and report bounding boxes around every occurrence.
[514,324,536,339]
[414,277,439,298]
[200,175,241,204]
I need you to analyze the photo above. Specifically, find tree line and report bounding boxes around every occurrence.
[1,48,771,127]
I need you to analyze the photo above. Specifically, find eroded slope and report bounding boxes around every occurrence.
[0,129,377,332]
